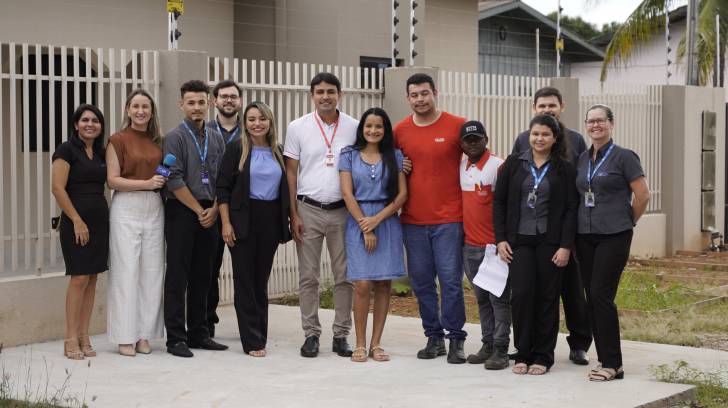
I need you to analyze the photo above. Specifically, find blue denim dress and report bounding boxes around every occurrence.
[338,147,406,281]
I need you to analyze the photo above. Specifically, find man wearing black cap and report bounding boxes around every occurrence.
[459,121,510,370]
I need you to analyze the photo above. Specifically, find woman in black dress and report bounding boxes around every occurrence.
[51,104,108,360]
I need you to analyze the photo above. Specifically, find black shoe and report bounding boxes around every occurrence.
[188,338,229,351]
[300,336,319,358]
[332,337,353,357]
[484,347,510,370]
[167,342,193,358]
[569,349,589,365]
[447,339,466,364]
[416,337,446,359]
[466,343,493,364]
[208,325,216,339]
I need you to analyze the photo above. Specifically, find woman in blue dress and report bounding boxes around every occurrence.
[339,107,408,363]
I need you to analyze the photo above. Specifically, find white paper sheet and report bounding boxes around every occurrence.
[472,244,509,298]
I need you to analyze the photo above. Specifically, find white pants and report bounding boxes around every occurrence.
[107,191,165,344]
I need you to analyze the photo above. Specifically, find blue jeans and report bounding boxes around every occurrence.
[402,223,466,340]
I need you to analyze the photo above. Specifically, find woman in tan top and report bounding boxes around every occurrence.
[106,88,166,357]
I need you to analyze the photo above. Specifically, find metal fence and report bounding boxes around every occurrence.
[0,44,664,297]
[0,42,159,277]
[437,70,551,158]
[207,57,385,302]
[579,80,663,212]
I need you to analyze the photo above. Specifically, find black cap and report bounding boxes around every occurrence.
[460,120,486,140]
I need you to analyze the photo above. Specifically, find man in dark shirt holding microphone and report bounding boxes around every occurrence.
[163,80,228,357]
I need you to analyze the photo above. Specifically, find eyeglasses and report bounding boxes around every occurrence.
[218,95,240,101]
[585,118,608,127]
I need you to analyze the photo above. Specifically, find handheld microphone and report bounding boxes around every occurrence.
[155,154,177,177]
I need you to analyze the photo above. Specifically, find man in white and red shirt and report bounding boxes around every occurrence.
[459,120,511,370]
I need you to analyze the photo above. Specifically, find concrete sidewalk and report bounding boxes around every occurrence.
[1,304,725,408]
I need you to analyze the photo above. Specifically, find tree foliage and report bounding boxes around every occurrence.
[546,11,621,40]
[600,0,728,85]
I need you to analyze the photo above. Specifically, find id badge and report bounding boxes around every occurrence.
[527,191,537,209]
[324,153,335,167]
[201,170,210,185]
[584,191,595,208]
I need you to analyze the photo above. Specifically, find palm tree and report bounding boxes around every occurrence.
[599,0,728,85]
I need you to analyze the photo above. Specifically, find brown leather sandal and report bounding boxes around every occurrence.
[351,347,368,362]
[369,346,390,362]
[78,335,96,357]
[64,338,84,360]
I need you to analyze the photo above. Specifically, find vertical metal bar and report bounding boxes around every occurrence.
[35,44,44,274]
[109,49,116,134]
[536,28,540,78]
[10,44,19,271]
[22,44,31,271]
[0,43,5,269]
[73,46,80,108]
[85,47,92,103]
[48,45,57,266]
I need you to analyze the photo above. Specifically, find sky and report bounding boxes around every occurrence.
[521,0,655,28]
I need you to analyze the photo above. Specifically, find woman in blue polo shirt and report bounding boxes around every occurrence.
[575,104,650,381]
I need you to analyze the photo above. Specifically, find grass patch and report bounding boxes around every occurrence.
[620,302,728,347]
[615,271,707,311]
[270,283,335,309]
[650,361,728,408]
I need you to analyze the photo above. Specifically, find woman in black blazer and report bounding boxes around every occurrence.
[217,101,292,357]
[493,114,578,376]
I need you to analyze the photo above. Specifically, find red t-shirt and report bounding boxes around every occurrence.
[394,111,465,225]
[460,151,504,246]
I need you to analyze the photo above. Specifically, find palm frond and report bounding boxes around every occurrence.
[676,0,728,85]
[600,0,675,81]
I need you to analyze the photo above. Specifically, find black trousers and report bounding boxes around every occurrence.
[164,199,218,347]
[230,199,282,352]
[561,253,592,351]
[576,229,633,370]
[207,224,225,332]
[509,234,564,368]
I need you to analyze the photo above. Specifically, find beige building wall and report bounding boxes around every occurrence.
[419,0,479,72]
[231,0,478,71]
[0,0,234,58]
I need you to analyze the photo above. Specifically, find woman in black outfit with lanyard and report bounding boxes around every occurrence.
[494,114,578,376]
[576,104,650,381]
[217,101,291,357]
[51,104,108,360]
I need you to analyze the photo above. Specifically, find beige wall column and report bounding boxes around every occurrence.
[549,77,580,131]
[383,66,440,124]
[0,274,108,347]
[158,51,208,134]
[661,85,726,254]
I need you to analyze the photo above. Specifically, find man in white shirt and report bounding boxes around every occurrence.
[284,73,357,358]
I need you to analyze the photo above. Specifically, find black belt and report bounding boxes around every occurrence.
[297,195,345,210]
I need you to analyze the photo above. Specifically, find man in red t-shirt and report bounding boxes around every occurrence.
[394,73,467,363]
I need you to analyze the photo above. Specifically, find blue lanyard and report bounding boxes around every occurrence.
[586,143,615,189]
[215,119,240,144]
[529,162,550,191]
[182,121,209,163]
